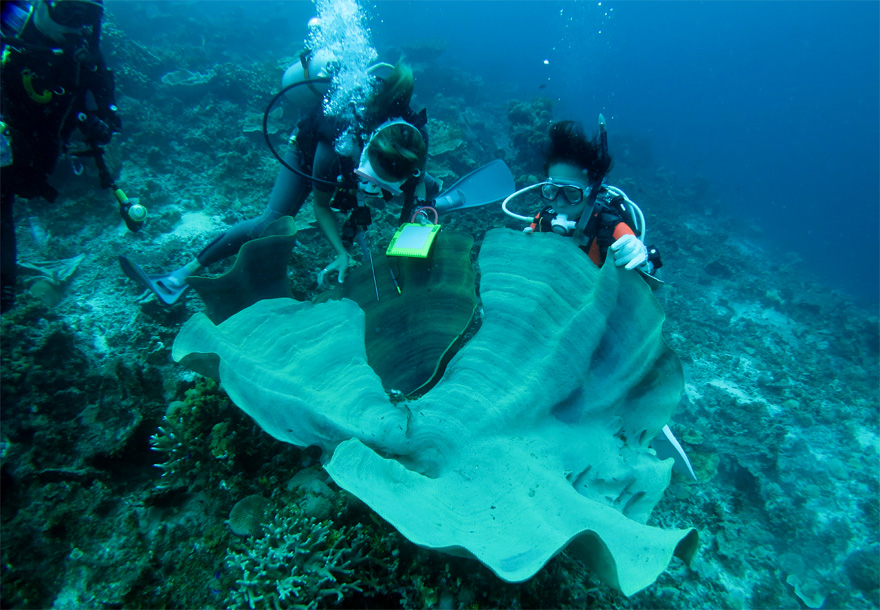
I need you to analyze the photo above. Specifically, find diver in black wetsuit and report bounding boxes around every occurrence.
[1,0,121,313]
[119,59,438,305]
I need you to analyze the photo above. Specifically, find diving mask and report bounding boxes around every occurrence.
[541,182,585,204]
[355,154,406,196]
[502,181,594,222]
[354,118,423,196]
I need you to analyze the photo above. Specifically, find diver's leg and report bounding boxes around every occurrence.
[120,147,312,305]
[197,146,312,266]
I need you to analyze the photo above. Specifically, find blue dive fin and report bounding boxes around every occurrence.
[652,424,697,481]
[433,159,515,212]
[118,255,189,305]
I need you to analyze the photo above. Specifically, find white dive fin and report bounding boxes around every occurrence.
[652,424,697,481]
[433,159,515,212]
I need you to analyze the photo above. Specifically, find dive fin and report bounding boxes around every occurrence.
[638,269,665,290]
[434,159,515,212]
[651,424,697,481]
[119,255,189,305]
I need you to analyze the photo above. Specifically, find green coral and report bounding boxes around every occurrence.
[149,406,189,489]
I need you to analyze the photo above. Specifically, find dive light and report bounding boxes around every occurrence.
[114,188,147,232]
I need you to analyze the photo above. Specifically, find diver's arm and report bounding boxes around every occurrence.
[314,190,351,282]
[610,220,663,273]
[398,173,440,224]
[398,175,424,225]
[413,175,427,199]
[314,190,345,254]
[609,226,650,271]
[84,52,121,133]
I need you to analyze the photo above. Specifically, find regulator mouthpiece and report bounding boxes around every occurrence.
[550,213,577,235]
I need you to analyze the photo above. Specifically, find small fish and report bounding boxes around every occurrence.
[538,84,547,89]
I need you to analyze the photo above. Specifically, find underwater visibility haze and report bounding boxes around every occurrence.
[1,1,878,609]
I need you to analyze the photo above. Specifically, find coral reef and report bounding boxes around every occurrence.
[226,504,371,609]
[507,97,554,180]
[0,5,876,609]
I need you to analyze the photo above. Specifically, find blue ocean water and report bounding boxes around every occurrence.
[370,0,880,305]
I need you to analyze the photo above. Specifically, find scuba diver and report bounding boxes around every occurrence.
[503,118,696,477]
[502,118,663,282]
[1,0,127,313]
[119,18,513,308]
[119,57,440,306]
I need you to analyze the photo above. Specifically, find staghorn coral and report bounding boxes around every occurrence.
[149,404,189,489]
[226,504,371,609]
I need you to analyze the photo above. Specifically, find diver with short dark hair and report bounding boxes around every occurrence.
[1,0,122,312]
[503,118,662,280]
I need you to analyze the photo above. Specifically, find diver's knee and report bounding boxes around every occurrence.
[248,210,284,239]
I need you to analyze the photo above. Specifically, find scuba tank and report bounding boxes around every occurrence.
[281,48,337,110]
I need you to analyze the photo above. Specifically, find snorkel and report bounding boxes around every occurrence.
[570,113,608,243]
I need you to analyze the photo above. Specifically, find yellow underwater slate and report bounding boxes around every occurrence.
[386,223,441,258]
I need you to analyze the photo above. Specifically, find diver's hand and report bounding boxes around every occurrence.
[610,234,648,270]
[317,252,351,285]
[81,114,113,145]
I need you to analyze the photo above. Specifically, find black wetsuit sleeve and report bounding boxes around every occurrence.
[83,51,121,132]
[312,140,341,193]
[310,116,347,193]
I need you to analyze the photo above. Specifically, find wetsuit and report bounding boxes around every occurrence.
[529,190,662,269]
[1,9,120,311]
[195,105,437,267]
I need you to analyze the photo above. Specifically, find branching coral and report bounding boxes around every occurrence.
[149,379,242,490]
[226,505,371,609]
[149,409,189,489]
